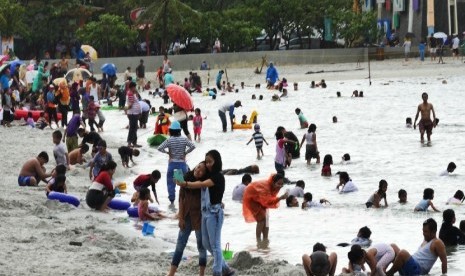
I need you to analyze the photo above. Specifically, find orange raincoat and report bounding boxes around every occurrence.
[242,174,281,223]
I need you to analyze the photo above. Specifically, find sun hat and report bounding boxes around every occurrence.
[169,121,181,130]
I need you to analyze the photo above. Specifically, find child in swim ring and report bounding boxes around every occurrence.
[46,174,67,196]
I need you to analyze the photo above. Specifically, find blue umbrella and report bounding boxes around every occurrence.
[9,59,23,76]
[101,63,117,76]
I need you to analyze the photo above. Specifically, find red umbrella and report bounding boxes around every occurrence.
[166,84,194,110]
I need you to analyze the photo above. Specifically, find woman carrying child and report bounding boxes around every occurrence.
[168,162,208,276]
[365,180,388,208]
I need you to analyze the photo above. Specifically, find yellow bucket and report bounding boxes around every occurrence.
[117,182,127,190]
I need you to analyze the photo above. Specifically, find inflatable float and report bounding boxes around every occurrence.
[108,198,131,210]
[14,109,62,122]
[147,134,168,147]
[47,192,80,207]
[232,110,257,130]
[127,206,158,218]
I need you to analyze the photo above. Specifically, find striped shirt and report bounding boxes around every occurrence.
[158,136,195,162]
[252,132,264,148]
[126,90,141,115]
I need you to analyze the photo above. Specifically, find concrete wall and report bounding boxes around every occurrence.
[84,48,368,72]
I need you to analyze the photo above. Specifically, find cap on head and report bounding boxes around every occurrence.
[235,100,242,107]
[254,124,260,130]
[169,121,181,130]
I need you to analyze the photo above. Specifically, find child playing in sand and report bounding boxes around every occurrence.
[300,124,320,165]
[446,190,464,205]
[46,174,67,196]
[289,180,305,197]
[241,114,248,124]
[193,108,202,142]
[118,146,140,168]
[414,188,440,212]
[321,154,333,176]
[138,187,165,221]
[132,170,161,205]
[69,144,89,165]
[295,108,309,129]
[302,192,330,209]
[398,189,407,204]
[247,124,269,160]
[36,111,48,129]
[365,180,388,208]
[23,112,35,128]
[440,162,456,176]
[52,130,70,170]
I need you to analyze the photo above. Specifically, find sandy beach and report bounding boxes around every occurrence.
[1,57,464,276]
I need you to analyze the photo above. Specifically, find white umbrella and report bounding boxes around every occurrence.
[433,32,447,39]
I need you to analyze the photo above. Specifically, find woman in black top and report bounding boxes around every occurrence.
[176,150,235,276]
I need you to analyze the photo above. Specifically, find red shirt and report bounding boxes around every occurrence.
[321,165,331,176]
[133,174,151,188]
[94,171,113,191]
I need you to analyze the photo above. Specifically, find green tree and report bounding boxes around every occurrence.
[333,9,379,47]
[126,0,201,54]
[76,14,138,57]
[0,0,28,38]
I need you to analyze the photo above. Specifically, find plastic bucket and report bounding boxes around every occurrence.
[222,243,233,260]
[142,222,155,236]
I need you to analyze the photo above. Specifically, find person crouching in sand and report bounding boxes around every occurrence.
[85,161,117,212]
[242,173,289,249]
[18,151,52,186]
[302,242,337,276]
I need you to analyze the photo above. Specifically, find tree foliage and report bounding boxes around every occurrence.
[76,14,138,57]
[0,0,28,38]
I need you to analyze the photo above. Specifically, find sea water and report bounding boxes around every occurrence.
[111,73,465,275]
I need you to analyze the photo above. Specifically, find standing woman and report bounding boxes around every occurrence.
[176,150,235,276]
[158,121,195,204]
[168,162,208,276]
[125,82,141,147]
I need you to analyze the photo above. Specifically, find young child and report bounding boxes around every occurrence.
[118,146,140,168]
[351,226,372,247]
[138,187,165,221]
[302,192,330,209]
[52,130,70,170]
[36,112,48,129]
[336,171,358,193]
[46,174,67,196]
[341,153,351,163]
[365,179,388,208]
[232,173,252,202]
[246,124,269,160]
[446,190,464,205]
[69,144,89,165]
[87,95,98,132]
[414,188,440,212]
[25,112,35,128]
[286,195,299,207]
[406,117,413,128]
[295,108,309,129]
[300,124,320,165]
[289,180,305,197]
[398,189,407,204]
[321,154,333,176]
[193,108,203,142]
[241,115,248,124]
[440,162,456,176]
[46,164,67,193]
[154,106,170,135]
[132,170,161,205]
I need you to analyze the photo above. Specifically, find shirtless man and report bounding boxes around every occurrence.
[413,92,436,143]
[386,218,447,276]
[18,151,52,186]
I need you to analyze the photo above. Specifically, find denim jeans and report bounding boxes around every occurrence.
[201,188,230,275]
[166,161,188,203]
[171,215,207,267]
[218,110,227,132]
[420,50,425,61]
[127,114,139,144]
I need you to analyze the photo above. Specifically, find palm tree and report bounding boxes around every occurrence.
[132,0,201,54]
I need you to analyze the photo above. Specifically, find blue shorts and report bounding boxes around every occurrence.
[18,176,33,186]
[399,256,421,275]
[274,162,285,176]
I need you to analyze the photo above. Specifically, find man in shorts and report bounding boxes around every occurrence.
[413,92,437,143]
[18,151,52,186]
[386,218,447,276]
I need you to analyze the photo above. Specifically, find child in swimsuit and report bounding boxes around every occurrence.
[321,154,333,176]
[295,108,309,129]
[46,174,67,196]
[138,187,165,221]
[414,188,440,212]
